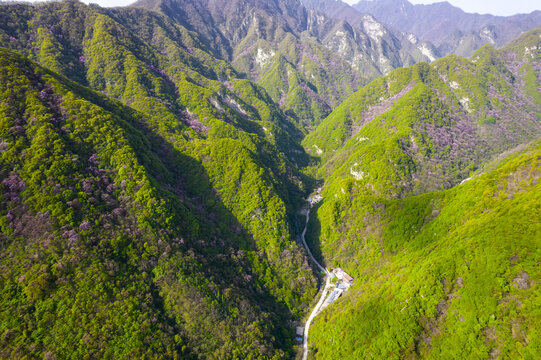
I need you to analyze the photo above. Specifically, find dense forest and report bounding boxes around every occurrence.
[0,0,539,359]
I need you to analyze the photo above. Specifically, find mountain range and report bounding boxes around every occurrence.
[130,0,441,127]
[0,0,539,359]
[353,0,541,57]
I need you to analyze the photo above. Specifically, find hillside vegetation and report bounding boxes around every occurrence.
[0,1,539,359]
[0,1,325,357]
[305,27,541,359]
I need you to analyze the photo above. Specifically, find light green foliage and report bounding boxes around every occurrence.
[304,27,541,360]
[309,140,541,360]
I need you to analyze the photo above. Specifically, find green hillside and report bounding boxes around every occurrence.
[0,34,314,360]
[308,139,541,359]
[304,27,541,359]
[0,1,540,359]
[304,28,541,196]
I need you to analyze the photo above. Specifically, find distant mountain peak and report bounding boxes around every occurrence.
[353,0,541,57]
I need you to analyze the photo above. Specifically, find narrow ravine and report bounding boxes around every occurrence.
[300,190,329,360]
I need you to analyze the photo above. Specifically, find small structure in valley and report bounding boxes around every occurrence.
[332,268,353,286]
[323,268,354,306]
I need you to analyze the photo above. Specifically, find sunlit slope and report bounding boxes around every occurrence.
[304,27,541,197]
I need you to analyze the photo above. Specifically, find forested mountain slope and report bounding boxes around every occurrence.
[0,1,326,357]
[132,0,437,126]
[304,27,541,196]
[0,1,539,359]
[131,0,363,126]
[0,45,321,359]
[309,136,541,359]
[303,27,541,359]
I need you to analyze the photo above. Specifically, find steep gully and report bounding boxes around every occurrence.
[299,189,329,360]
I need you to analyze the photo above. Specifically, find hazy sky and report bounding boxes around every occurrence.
[10,0,541,16]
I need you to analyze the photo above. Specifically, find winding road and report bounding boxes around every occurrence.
[300,193,330,360]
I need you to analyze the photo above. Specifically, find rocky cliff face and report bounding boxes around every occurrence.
[301,0,439,72]
[132,0,437,126]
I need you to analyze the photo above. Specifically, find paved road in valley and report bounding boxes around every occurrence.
[300,194,329,360]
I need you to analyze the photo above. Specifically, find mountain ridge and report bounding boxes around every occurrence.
[0,1,539,359]
[353,0,541,57]
[132,0,439,126]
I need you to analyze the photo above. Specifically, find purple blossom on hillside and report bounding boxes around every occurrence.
[149,64,168,78]
[79,220,91,231]
[79,55,86,63]
[88,154,98,165]
[181,109,208,135]
[81,179,92,193]
[9,36,16,43]
[2,174,25,202]
[63,229,80,247]
[172,237,184,245]
[38,90,47,101]
[10,125,25,136]
[278,94,286,107]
